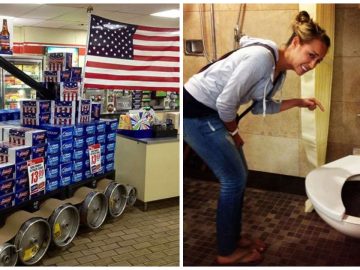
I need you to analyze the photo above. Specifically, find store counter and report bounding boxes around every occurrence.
[114,134,179,210]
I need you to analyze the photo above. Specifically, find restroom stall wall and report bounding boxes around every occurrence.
[326,4,360,162]
[183,4,307,177]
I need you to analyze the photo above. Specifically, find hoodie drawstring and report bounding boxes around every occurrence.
[262,79,271,117]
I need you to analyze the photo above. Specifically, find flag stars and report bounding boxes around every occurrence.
[88,16,136,59]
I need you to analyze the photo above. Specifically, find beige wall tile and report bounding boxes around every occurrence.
[328,101,360,145]
[334,8,360,57]
[240,107,300,138]
[326,142,356,162]
[242,133,299,176]
[332,56,360,102]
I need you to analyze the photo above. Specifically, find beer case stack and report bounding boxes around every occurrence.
[43,52,82,101]
[0,126,47,208]
[0,51,118,211]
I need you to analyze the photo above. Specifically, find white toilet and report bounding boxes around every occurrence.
[305,155,360,238]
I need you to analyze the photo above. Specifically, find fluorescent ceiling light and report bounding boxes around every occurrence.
[150,9,179,18]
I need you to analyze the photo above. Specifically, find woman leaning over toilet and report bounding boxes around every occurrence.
[183,10,330,266]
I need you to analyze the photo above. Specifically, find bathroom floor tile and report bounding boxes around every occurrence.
[183,177,360,266]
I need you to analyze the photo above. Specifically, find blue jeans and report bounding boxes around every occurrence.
[184,114,248,256]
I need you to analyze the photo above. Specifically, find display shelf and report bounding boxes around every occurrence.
[0,170,115,227]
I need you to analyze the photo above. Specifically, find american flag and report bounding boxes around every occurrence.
[84,14,179,92]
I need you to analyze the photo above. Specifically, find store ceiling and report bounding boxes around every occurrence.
[0,3,180,30]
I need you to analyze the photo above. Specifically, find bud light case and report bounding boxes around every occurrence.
[46,177,58,192]
[60,151,72,164]
[46,154,60,167]
[95,120,106,134]
[60,138,73,153]
[72,171,83,183]
[41,124,74,141]
[59,174,71,187]
[73,124,84,137]
[46,140,60,155]
[101,118,118,132]
[60,162,73,176]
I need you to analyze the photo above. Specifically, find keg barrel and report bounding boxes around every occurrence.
[14,217,51,265]
[126,185,137,206]
[0,243,18,266]
[48,203,80,247]
[104,182,127,218]
[79,191,108,229]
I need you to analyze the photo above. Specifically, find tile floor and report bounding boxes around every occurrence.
[184,177,360,266]
[38,198,179,266]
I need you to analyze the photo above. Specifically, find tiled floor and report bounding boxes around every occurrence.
[184,177,360,266]
[38,198,179,266]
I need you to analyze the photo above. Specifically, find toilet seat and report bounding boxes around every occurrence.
[305,155,360,221]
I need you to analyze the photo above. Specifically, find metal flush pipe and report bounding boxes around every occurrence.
[210,4,217,61]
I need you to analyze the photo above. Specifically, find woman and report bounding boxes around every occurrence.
[183,11,330,266]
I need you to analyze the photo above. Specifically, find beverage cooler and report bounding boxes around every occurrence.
[0,55,43,109]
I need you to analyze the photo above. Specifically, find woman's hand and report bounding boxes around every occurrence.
[232,132,244,148]
[300,98,325,111]
[223,120,244,148]
[280,98,325,112]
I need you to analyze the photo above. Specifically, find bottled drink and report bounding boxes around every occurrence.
[0,19,10,52]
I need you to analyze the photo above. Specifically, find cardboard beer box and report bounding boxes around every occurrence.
[60,82,81,101]
[48,52,72,71]
[44,70,60,83]
[76,99,92,124]
[3,127,47,146]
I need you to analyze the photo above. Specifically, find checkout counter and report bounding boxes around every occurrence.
[114,134,179,210]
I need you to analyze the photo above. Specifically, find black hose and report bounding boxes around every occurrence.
[0,56,48,99]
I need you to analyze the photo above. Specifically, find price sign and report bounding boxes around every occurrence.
[89,144,102,174]
[27,157,46,196]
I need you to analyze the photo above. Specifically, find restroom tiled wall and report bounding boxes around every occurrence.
[184,4,360,177]
[327,5,360,162]
[183,4,302,176]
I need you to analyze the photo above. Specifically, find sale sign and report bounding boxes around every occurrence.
[27,157,46,196]
[89,144,101,174]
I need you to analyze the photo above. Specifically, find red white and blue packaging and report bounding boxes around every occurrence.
[48,52,72,71]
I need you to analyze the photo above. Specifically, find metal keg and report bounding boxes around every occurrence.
[0,243,18,266]
[104,182,127,218]
[126,185,137,206]
[48,203,80,247]
[14,217,51,265]
[79,191,108,229]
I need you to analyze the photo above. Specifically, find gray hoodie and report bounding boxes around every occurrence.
[184,36,286,122]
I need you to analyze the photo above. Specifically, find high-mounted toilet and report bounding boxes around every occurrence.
[305,155,360,238]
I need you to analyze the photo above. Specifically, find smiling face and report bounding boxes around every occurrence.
[288,36,328,75]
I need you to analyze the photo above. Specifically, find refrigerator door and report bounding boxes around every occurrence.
[0,55,43,109]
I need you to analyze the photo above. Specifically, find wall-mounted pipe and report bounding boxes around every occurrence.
[210,4,217,61]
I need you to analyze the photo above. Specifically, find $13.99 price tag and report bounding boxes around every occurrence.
[27,157,46,196]
[89,144,102,174]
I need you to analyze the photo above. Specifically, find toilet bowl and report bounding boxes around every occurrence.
[305,155,360,238]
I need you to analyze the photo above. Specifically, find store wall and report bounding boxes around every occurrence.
[13,26,87,67]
